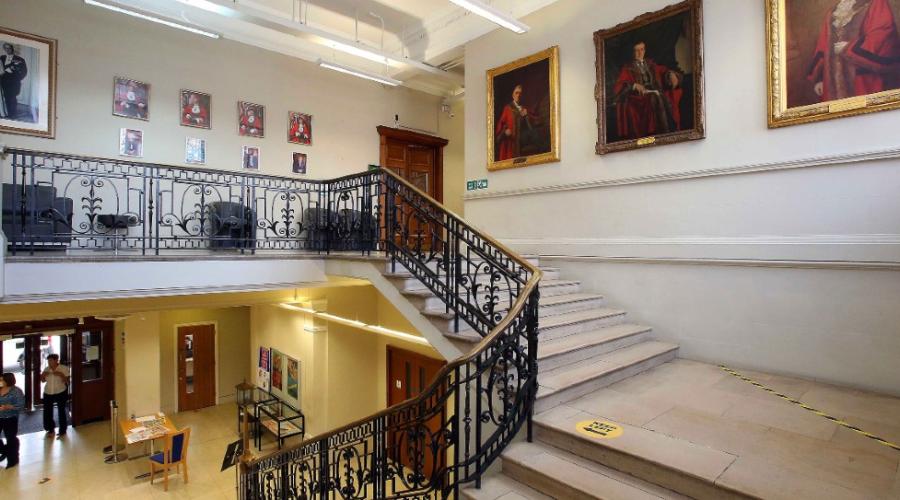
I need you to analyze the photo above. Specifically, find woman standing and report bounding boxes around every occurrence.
[0,372,25,468]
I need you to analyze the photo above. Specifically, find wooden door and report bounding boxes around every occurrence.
[178,324,216,412]
[378,126,447,252]
[386,346,446,480]
[71,319,115,425]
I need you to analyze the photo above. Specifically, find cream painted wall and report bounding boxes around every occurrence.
[463,0,900,394]
[250,285,441,436]
[0,0,440,180]
[438,100,466,215]
[158,307,250,415]
[123,312,161,418]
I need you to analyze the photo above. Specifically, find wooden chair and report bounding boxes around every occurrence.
[148,427,191,491]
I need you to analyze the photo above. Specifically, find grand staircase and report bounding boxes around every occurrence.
[380,256,752,500]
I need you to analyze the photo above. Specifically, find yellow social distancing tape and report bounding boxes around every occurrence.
[576,420,623,440]
[719,365,900,452]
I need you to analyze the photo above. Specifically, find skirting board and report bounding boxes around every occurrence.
[465,146,900,201]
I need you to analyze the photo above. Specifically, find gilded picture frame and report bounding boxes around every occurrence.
[766,0,900,128]
[486,46,560,171]
[0,27,57,139]
[594,0,705,154]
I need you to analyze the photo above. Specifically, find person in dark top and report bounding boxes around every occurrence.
[0,372,25,468]
[0,43,27,120]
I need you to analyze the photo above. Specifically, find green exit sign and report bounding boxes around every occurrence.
[466,179,488,191]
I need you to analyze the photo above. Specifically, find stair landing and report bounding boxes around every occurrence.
[532,359,900,500]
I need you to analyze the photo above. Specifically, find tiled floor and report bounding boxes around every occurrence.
[563,359,900,499]
[0,403,286,499]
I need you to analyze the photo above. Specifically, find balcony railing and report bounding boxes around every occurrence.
[2,148,378,255]
[2,148,542,499]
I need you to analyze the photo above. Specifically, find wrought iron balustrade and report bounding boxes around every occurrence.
[2,148,379,255]
[2,148,542,499]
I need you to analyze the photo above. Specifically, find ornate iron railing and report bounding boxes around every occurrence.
[1,148,541,499]
[2,148,378,255]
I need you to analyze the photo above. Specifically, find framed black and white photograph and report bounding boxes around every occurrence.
[119,128,143,158]
[0,27,57,138]
[242,145,260,170]
[113,76,149,120]
[185,137,206,164]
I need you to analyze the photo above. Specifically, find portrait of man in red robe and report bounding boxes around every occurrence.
[495,85,533,161]
[491,55,552,163]
[806,0,900,102]
[238,101,265,138]
[181,90,210,129]
[288,112,312,145]
[612,41,684,140]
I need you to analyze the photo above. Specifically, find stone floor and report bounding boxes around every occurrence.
[0,402,288,500]
[561,359,900,499]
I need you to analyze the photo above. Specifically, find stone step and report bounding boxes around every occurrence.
[537,323,653,372]
[382,254,541,275]
[535,341,678,413]
[460,473,552,500]
[533,405,755,500]
[500,441,689,500]
[539,307,627,342]
[399,274,569,311]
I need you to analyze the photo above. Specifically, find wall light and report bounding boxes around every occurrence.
[84,0,221,39]
[317,60,401,86]
[279,303,430,346]
[448,0,529,34]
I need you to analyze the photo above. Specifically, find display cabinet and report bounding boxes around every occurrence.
[235,384,276,436]
[257,399,305,450]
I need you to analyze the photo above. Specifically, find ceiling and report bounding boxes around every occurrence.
[99,0,559,96]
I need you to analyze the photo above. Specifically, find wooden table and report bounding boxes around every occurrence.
[120,415,177,479]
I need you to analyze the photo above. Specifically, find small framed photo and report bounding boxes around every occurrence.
[242,146,260,170]
[180,89,211,129]
[292,152,307,174]
[287,111,312,145]
[0,27,57,138]
[238,101,265,137]
[113,76,149,120]
[185,137,206,164]
[119,128,143,158]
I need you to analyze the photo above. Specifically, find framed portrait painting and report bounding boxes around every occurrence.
[486,46,560,171]
[287,111,312,145]
[238,101,264,137]
[181,89,211,129]
[119,128,143,158]
[594,0,705,154]
[0,27,57,138]
[242,145,260,170]
[292,152,307,174]
[766,0,900,127]
[113,76,149,120]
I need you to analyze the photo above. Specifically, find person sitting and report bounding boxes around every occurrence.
[0,372,25,468]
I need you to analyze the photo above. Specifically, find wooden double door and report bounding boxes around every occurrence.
[386,346,447,479]
[378,126,448,251]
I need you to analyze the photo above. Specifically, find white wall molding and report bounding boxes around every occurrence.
[465,146,900,201]
[503,234,900,270]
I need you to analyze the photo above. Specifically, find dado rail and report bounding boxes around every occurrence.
[1,148,542,499]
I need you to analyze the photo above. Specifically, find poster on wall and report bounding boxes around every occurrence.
[593,0,705,154]
[185,137,206,164]
[486,46,560,171]
[0,27,57,138]
[766,0,900,127]
[113,76,149,120]
[256,366,270,391]
[287,357,299,401]
[271,349,283,391]
[181,89,211,129]
[259,346,270,370]
[238,101,265,137]
[287,111,312,145]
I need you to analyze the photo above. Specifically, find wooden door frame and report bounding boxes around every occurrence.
[71,317,115,426]
[377,125,448,203]
[173,321,219,412]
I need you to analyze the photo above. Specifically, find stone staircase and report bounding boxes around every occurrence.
[382,256,755,499]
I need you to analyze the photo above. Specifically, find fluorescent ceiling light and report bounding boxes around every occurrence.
[84,0,221,39]
[449,0,529,34]
[280,302,429,345]
[324,39,389,65]
[318,60,401,86]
